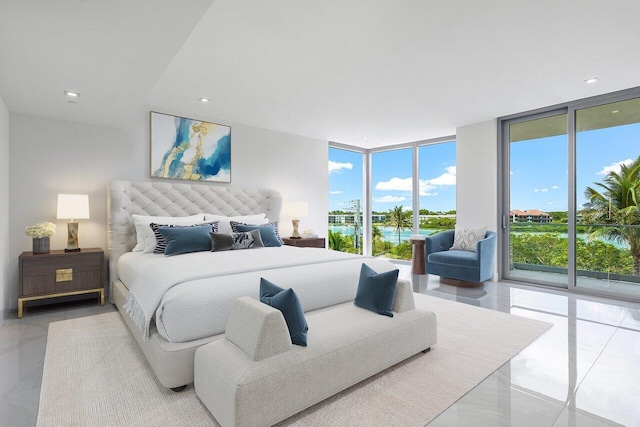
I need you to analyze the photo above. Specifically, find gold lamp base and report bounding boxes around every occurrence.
[65,221,81,252]
[290,219,301,239]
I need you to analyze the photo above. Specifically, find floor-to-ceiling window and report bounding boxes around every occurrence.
[575,97,640,297]
[418,140,457,237]
[371,148,413,260]
[328,147,364,254]
[507,113,569,286]
[329,138,456,260]
[501,88,640,300]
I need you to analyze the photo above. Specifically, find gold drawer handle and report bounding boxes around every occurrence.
[56,268,73,282]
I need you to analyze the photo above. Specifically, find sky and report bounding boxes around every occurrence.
[511,122,640,212]
[329,120,640,215]
[329,141,456,213]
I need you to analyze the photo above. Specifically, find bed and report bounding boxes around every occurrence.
[107,180,397,389]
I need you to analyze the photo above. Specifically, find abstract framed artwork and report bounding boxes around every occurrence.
[150,111,231,182]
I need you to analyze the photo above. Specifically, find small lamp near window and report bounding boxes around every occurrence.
[282,201,308,239]
[57,194,90,252]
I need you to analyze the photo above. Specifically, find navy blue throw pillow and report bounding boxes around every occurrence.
[232,223,282,247]
[259,278,308,346]
[157,225,213,255]
[354,263,399,317]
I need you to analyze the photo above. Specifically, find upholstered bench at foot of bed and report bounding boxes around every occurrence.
[194,280,437,427]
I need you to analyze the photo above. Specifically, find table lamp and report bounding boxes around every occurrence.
[282,201,308,239]
[57,194,90,252]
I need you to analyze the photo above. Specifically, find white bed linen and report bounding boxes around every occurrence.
[118,247,397,343]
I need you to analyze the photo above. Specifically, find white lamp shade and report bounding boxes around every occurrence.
[282,201,308,219]
[57,194,90,220]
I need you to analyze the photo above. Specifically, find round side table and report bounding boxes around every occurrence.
[410,237,426,275]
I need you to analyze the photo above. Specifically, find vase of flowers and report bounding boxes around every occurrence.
[25,222,56,254]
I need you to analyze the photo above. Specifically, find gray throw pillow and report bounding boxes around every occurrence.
[210,229,264,252]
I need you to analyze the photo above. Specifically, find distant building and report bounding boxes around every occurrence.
[328,214,386,224]
[510,209,552,223]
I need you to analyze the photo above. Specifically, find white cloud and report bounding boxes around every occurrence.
[540,188,548,193]
[329,190,343,195]
[426,166,456,186]
[552,185,559,190]
[328,160,353,174]
[375,166,455,197]
[373,195,406,203]
[598,158,633,175]
[534,188,548,193]
[534,188,539,192]
[375,177,412,192]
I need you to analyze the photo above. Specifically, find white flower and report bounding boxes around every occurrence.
[25,222,56,238]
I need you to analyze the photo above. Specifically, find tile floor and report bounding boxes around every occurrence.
[1,270,639,427]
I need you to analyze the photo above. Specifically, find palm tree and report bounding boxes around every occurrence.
[328,230,349,252]
[583,155,640,275]
[386,205,412,244]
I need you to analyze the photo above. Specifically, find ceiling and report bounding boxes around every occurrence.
[1,1,640,149]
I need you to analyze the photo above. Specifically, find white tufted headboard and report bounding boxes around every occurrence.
[107,180,282,301]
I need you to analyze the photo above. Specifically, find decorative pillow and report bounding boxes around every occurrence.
[210,229,264,252]
[450,225,488,252]
[131,214,203,253]
[157,225,213,256]
[203,213,268,234]
[231,221,284,246]
[259,278,308,346]
[354,263,399,317]
[150,221,219,254]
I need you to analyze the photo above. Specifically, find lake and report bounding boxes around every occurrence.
[328,225,630,248]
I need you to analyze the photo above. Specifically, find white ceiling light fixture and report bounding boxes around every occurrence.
[584,77,599,84]
[64,90,80,98]
[199,97,210,103]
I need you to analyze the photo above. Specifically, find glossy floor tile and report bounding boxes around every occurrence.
[401,268,640,427]
[1,271,639,426]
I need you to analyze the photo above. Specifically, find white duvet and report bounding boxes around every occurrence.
[119,247,397,343]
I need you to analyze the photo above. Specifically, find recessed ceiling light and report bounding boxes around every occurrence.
[584,77,599,84]
[199,97,210,103]
[612,110,619,114]
[360,136,369,140]
[64,90,80,97]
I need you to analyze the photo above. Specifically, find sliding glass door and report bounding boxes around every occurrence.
[502,89,640,300]
[575,97,640,297]
[506,113,568,286]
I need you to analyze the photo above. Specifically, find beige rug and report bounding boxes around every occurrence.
[37,294,551,427]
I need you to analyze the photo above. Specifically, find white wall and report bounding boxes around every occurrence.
[0,95,9,325]
[456,119,499,279]
[7,108,328,309]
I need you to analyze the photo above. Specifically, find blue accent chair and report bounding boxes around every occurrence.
[424,230,497,286]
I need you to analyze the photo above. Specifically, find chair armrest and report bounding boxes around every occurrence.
[225,296,292,361]
[393,279,415,313]
[476,231,497,277]
[425,230,455,255]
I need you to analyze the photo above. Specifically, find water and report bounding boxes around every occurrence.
[329,225,630,248]
[329,225,439,245]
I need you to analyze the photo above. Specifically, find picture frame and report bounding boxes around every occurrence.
[150,111,231,182]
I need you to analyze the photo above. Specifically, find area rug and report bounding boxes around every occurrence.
[37,294,551,426]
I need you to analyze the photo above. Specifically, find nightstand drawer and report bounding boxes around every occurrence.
[21,268,102,296]
[19,249,104,297]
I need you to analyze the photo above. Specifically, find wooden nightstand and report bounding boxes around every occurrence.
[18,248,105,318]
[282,237,326,248]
